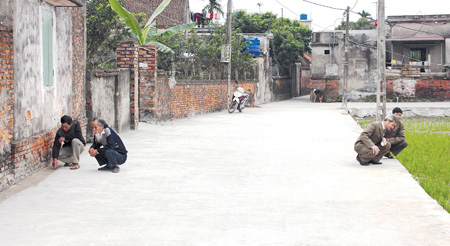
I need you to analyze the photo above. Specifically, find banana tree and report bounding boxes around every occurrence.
[109,0,196,53]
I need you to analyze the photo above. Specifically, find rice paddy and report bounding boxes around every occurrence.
[356,117,450,213]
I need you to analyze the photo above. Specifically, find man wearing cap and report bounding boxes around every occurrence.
[384,107,408,158]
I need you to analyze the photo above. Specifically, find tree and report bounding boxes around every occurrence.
[154,24,255,80]
[232,11,311,75]
[335,10,375,30]
[86,0,146,67]
[202,0,224,17]
[358,10,372,19]
[109,0,196,53]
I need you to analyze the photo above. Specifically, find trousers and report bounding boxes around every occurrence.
[390,140,408,156]
[58,138,85,164]
[356,142,391,163]
[95,148,127,168]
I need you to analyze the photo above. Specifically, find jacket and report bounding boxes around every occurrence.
[52,120,86,158]
[385,121,405,145]
[354,122,385,151]
[90,127,127,155]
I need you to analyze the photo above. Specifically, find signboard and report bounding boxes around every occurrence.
[221,44,231,63]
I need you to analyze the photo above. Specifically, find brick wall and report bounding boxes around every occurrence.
[387,77,450,101]
[72,7,87,129]
[0,25,14,188]
[138,46,157,122]
[273,77,293,101]
[123,0,186,27]
[302,76,341,102]
[117,41,139,129]
[154,75,255,121]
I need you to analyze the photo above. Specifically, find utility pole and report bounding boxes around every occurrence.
[342,6,350,108]
[226,0,233,111]
[281,8,284,18]
[376,0,386,121]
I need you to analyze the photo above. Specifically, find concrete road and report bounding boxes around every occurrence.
[1,97,450,246]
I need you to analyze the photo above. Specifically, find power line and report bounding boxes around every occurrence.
[301,0,359,14]
[351,0,359,11]
[274,0,328,29]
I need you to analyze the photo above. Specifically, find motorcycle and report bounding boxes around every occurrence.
[228,83,251,113]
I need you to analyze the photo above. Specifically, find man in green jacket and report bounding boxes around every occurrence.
[384,107,408,158]
[354,115,399,166]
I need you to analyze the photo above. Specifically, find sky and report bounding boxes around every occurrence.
[189,0,449,31]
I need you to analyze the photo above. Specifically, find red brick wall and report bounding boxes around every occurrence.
[117,41,139,129]
[386,77,450,101]
[72,7,87,128]
[123,0,186,27]
[302,77,341,102]
[138,46,157,120]
[154,76,255,120]
[0,25,14,181]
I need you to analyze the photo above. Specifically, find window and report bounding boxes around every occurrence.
[314,33,321,42]
[42,8,53,86]
[410,48,427,72]
[324,50,330,55]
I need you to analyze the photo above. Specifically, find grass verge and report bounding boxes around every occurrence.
[355,117,450,213]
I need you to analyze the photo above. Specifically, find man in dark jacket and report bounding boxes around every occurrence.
[52,115,86,169]
[89,118,127,173]
[385,107,408,158]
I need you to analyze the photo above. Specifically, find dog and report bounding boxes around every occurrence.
[311,89,324,103]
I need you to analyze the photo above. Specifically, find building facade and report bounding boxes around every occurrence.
[0,0,87,191]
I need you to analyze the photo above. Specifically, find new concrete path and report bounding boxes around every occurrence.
[1,97,450,246]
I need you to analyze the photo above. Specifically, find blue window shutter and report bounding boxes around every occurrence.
[42,9,53,86]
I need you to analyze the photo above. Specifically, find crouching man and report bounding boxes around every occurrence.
[52,115,86,170]
[384,107,408,158]
[89,118,128,173]
[354,115,399,166]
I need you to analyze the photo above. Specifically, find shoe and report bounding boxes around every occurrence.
[98,165,111,171]
[64,163,72,167]
[70,163,80,170]
[385,153,394,159]
[356,155,369,166]
[112,166,120,173]
[369,160,383,165]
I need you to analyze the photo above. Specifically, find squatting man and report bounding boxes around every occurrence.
[354,114,400,166]
[52,115,86,170]
[88,118,128,173]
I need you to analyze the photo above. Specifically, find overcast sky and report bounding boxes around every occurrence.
[189,0,449,31]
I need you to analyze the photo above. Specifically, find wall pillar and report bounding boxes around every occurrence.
[117,41,139,129]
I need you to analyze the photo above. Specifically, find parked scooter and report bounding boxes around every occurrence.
[228,82,251,113]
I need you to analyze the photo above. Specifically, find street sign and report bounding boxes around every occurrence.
[221,44,231,63]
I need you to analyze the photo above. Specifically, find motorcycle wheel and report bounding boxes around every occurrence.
[238,105,244,113]
[228,101,237,113]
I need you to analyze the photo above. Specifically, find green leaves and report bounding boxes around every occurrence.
[109,0,194,54]
[232,11,312,76]
[109,0,143,43]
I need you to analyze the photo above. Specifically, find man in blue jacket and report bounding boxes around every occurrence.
[89,118,128,173]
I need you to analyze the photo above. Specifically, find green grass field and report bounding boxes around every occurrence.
[356,117,450,213]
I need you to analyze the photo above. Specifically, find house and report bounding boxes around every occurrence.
[123,0,190,28]
[386,14,450,75]
[0,0,87,191]
[310,30,378,100]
